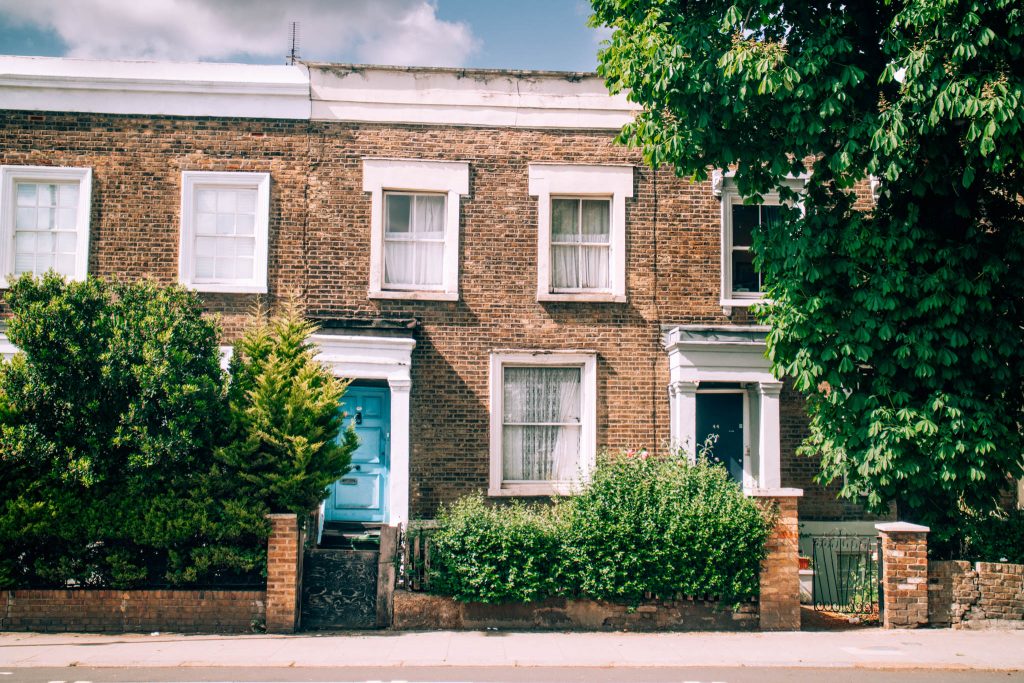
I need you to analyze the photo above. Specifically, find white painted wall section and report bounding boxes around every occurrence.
[0,55,310,119]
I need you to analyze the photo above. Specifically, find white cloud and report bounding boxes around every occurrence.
[0,0,479,66]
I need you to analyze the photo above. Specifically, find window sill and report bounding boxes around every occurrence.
[369,289,459,302]
[538,292,627,304]
[489,483,577,497]
[721,297,768,307]
[187,282,268,294]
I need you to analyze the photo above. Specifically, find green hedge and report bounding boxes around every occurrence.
[427,451,773,604]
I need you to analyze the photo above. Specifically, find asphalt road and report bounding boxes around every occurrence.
[1,667,1023,683]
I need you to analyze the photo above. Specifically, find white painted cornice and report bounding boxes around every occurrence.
[0,55,310,119]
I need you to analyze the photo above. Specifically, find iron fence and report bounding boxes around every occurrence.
[810,534,880,613]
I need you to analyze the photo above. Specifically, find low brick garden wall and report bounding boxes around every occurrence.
[392,591,758,631]
[929,560,1024,629]
[0,589,266,633]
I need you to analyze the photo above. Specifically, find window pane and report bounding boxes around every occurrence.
[215,236,236,258]
[195,257,215,278]
[761,204,782,228]
[54,253,75,276]
[732,250,760,293]
[16,183,36,206]
[502,365,582,482]
[732,204,758,247]
[195,236,216,258]
[36,208,55,230]
[58,184,78,208]
[581,200,610,243]
[216,213,235,235]
[236,189,257,213]
[196,212,216,235]
[56,232,77,253]
[579,245,610,289]
[551,199,578,242]
[216,190,237,213]
[503,366,581,424]
[385,193,412,234]
[56,208,76,230]
[15,208,35,229]
[37,184,58,208]
[215,257,236,280]
[413,194,445,236]
[384,241,443,286]
[235,258,253,279]
[236,213,255,235]
[236,237,255,258]
[551,244,579,289]
[196,189,217,212]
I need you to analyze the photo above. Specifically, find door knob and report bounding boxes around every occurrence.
[353,465,361,471]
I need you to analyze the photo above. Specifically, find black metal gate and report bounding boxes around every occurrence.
[301,548,379,629]
[810,535,880,613]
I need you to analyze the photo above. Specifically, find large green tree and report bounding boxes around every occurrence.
[591,0,1024,540]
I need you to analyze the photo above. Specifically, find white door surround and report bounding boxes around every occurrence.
[311,331,416,525]
[664,325,785,493]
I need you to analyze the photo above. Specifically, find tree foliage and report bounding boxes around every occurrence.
[591,0,1024,540]
[0,277,356,587]
[219,301,357,517]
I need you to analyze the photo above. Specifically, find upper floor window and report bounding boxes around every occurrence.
[363,159,469,301]
[489,351,597,497]
[528,164,632,303]
[551,197,611,291]
[179,171,270,294]
[0,165,91,287]
[716,173,805,312]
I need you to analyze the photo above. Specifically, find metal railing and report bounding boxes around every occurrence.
[810,534,880,613]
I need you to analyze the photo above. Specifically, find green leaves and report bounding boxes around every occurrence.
[429,451,770,604]
[219,300,356,517]
[593,0,1024,543]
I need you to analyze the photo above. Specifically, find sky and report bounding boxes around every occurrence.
[0,0,613,72]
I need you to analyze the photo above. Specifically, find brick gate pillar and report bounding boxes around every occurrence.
[266,513,302,633]
[750,488,803,630]
[876,522,930,629]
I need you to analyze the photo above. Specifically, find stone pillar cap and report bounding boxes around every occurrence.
[746,487,804,498]
[875,521,930,533]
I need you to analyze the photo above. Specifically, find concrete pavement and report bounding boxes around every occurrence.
[0,629,1022,672]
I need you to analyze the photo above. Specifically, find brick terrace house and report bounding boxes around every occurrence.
[0,55,886,535]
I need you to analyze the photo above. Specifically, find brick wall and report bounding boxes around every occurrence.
[754,493,802,630]
[0,589,264,633]
[265,513,302,633]
[877,523,930,628]
[0,109,875,521]
[929,560,1024,629]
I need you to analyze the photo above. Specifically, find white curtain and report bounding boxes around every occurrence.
[502,367,582,481]
[14,182,79,278]
[385,193,445,286]
[550,198,610,290]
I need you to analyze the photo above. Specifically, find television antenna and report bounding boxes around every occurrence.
[286,22,300,65]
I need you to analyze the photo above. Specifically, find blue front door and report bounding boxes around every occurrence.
[696,392,745,484]
[326,386,390,523]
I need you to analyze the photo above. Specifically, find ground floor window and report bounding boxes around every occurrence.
[489,351,597,496]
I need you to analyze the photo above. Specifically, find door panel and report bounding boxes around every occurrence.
[696,392,745,484]
[326,386,390,523]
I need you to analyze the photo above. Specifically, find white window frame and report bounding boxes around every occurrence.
[717,174,806,313]
[363,158,469,301]
[178,171,270,294]
[0,165,92,288]
[528,164,632,303]
[489,351,598,497]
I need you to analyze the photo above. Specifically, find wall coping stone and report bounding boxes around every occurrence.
[876,522,930,533]
[747,488,804,498]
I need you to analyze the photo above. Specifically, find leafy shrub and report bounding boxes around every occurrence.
[956,510,1024,565]
[218,300,358,516]
[428,495,565,603]
[0,276,357,588]
[561,451,772,603]
[425,450,772,604]
[0,274,237,587]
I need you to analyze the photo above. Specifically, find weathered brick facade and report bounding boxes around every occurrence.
[929,560,1024,629]
[877,522,931,629]
[0,103,873,522]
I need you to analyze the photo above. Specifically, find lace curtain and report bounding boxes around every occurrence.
[384,192,445,286]
[502,366,582,481]
[551,198,610,290]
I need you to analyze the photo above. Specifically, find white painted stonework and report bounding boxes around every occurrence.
[663,325,784,492]
[0,55,310,119]
[309,64,637,129]
[311,332,416,526]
